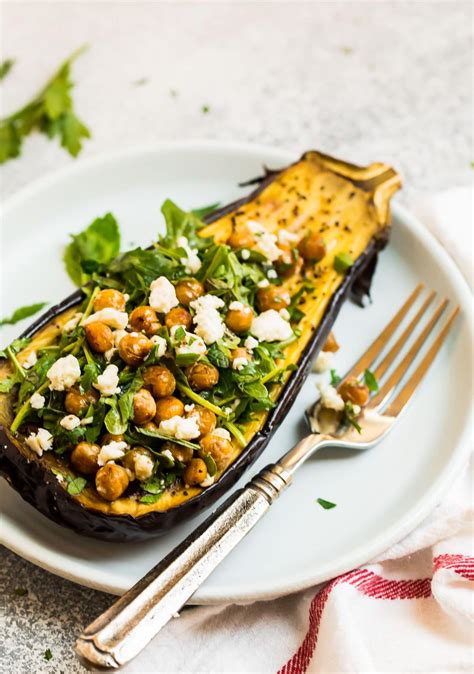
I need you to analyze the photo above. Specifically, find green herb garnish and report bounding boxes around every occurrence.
[66,476,87,495]
[364,368,379,392]
[0,46,90,164]
[0,302,47,327]
[343,401,362,433]
[316,498,337,510]
[0,58,15,81]
[330,369,341,386]
[333,252,354,273]
[44,649,53,661]
[201,104,210,114]
[140,492,164,504]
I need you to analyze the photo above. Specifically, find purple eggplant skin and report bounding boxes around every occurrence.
[0,151,399,542]
[0,238,384,542]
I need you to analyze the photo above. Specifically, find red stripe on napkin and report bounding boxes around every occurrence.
[433,553,474,580]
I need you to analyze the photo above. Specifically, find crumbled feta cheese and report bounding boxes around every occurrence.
[313,351,333,373]
[63,313,83,332]
[104,347,117,362]
[278,229,299,246]
[251,310,293,342]
[190,294,225,344]
[84,308,128,330]
[223,406,232,416]
[279,308,290,321]
[247,221,281,261]
[149,276,179,314]
[184,404,195,413]
[22,351,37,370]
[59,414,81,431]
[47,355,81,391]
[229,301,245,311]
[161,448,175,462]
[240,249,250,260]
[317,382,345,411]
[93,364,120,396]
[25,428,53,456]
[80,416,94,426]
[353,405,361,416]
[133,453,155,481]
[30,392,45,409]
[177,236,202,274]
[232,356,249,371]
[170,326,207,356]
[98,440,128,466]
[158,415,200,440]
[150,335,168,357]
[113,329,128,347]
[267,269,278,280]
[212,428,231,441]
[257,279,270,288]
[244,336,259,351]
[123,294,130,302]
[200,474,215,488]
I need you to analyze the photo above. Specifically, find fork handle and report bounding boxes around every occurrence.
[75,463,292,669]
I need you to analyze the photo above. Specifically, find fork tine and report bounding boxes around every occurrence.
[373,290,437,380]
[369,297,449,409]
[383,307,460,417]
[344,283,424,380]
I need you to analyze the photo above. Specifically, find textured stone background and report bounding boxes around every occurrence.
[1,1,472,672]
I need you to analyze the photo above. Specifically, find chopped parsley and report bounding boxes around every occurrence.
[364,368,379,392]
[330,369,341,386]
[13,587,28,596]
[0,58,15,81]
[201,104,210,114]
[43,649,53,661]
[333,252,354,273]
[316,498,337,510]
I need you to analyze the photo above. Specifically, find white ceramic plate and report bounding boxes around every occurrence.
[1,141,472,604]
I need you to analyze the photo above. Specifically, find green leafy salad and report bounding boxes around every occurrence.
[2,201,307,504]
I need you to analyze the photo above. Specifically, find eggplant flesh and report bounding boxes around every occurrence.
[0,151,401,541]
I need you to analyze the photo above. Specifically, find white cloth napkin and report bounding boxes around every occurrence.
[124,188,473,674]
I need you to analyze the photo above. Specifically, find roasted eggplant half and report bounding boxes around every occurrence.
[0,151,401,541]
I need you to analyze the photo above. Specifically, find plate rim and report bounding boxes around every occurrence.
[1,140,472,604]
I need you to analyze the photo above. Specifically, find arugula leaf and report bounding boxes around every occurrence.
[64,213,120,286]
[0,58,15,81]
[0,337,31,359]
[141,478,164,494]
[136,425,200,450]
[0,302,47,327]
[316,497,337,510]
[80,362,100,391]
[0,374,22,393]
[161,199,211,250]
[0,47,90,164]
[343,401,362,433]
[364,369,379,392]
[66,476,87,495]
[139,492,164,504]
[207,343,230,369]
[333,252,354,273]
[191,202,220,219]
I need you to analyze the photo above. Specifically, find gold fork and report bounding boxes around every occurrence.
[75,283,459,670]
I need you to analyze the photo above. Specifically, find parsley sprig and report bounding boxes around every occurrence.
[0,46,90,164]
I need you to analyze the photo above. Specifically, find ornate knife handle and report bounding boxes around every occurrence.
[75,463,292,669]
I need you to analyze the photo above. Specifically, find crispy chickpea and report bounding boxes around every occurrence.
[228,224,255,250]
[185,362,219,391]
[165,307,192,331]
[298,232,326,262]
[93,288,126,312]
[132,388,157,425]
[230,347,251,368]
[183,458,208,486]
[275,246,301,278]
[185,405,216,438]
[122,446,154,480]
[129,306,160,336]
[256,285,291,312]
[70,442,100,475]
[322,331,339,353]
[175,279,204,307]
[162,440,194,464]
[154,396,185,424]
[95,463,130,501]
[199,433,233,470]
[143,365,176,398]
[84,321,114,353]
[338,377,370,407]
[118,332,152,367]
[64,388,99,416]
[101,433,125,445]
[225,304,253,334]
